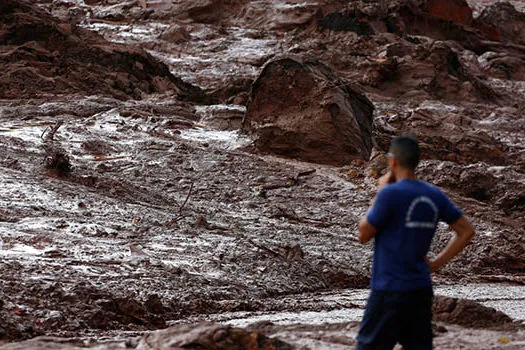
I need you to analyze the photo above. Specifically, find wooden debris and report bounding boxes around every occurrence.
[179,182,194,213]
[258,169,316,193]
[42,120,71,176]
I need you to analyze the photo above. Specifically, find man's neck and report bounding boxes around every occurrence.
[394,169,416,181]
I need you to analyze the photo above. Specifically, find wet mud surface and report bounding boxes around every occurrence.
[1,0,525,349]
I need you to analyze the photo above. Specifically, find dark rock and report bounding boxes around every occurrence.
[145,294,165,315]
[242,56,375,166]
[433,296,513,328]
[318,11,374,35]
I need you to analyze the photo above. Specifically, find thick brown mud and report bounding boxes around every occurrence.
[0,0,524,349]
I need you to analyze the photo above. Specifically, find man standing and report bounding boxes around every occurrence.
[356,136,475,350]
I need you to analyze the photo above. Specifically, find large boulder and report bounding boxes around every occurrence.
[242,57,374,166]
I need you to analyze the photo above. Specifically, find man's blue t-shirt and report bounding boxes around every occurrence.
[366,179,462,291]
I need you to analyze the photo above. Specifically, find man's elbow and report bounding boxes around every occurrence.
[358,231,368,244]
[358,220,374,244]
[466,228,475,242]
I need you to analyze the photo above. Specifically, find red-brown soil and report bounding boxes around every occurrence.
[0,0,524,349]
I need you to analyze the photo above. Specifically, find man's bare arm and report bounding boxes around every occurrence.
[358,218,378,244]
[356,171,395,244]
[428,216,475,272]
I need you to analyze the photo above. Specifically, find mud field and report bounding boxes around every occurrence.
[0,0,524,349]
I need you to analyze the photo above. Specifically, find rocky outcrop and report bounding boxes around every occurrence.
[0,0,204,101]
[475,2,525,44]
[242,57,374,166]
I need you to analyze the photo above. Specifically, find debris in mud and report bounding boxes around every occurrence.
[243,56,375,166]
[0,323,293,350]
[0,279,166,342]
[380,40,499,102]
[0,0,205,101]
[43,121,72,176]
[159,24,192,44]
[433,296,513,328]
[418,161,524,214]
[478,51,525,81]
[377,106,507,164]
[318,10,375,36]
[196,105,247,131]
[137,322,293,349]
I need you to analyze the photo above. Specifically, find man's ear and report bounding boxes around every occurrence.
[389,156,396,169]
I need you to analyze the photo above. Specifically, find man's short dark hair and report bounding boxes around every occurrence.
[389,135,420,170]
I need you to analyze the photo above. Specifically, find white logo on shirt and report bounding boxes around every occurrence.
[405,196,438,229]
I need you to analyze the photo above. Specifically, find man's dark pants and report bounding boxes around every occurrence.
[356,287,433,350]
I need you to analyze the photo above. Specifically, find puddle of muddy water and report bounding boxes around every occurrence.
[179,129,251,150]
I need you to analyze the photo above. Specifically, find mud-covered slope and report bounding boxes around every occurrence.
[0,0,524,349]
[0,0,204,101]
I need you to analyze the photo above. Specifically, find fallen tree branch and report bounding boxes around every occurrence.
[179,182,194,214]
[43,120,64,142]
[244,238,287,261]
[258,169,316,191]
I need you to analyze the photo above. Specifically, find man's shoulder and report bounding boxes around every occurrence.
[419,181,447,197]
[388,180,447,199]
[377,183,400,198]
